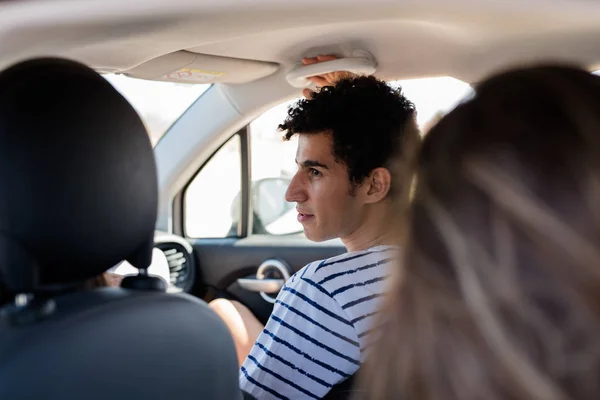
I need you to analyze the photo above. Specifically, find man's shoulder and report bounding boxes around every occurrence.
[288,245,399,294]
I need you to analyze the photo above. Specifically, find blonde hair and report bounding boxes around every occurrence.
[357,65,600,400]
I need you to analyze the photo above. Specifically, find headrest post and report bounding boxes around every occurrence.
[1,293,56,326]
[15,293,32,307]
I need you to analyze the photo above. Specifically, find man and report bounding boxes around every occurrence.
[211,56,419,399]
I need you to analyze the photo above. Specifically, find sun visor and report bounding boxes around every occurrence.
[120,51,279,84]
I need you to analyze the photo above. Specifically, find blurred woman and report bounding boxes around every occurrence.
[358,65,600,400]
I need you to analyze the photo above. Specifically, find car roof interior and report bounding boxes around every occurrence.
[4,0,598,231]
[2,0,600,114]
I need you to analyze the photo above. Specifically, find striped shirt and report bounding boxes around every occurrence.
[239,245,398,399]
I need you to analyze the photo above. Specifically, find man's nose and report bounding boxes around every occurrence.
[285,174,307,203]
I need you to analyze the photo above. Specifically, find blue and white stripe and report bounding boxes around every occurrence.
[240,245,398,399]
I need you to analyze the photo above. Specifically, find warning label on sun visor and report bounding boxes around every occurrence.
[163,68,226,82]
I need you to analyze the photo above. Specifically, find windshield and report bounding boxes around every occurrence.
[103,74,211,146]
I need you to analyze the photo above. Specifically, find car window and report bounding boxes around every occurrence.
[103,74,210,146]
[185,135,242,238]
[249,103,302,236]
[391,76,472,133]
[183,76,472,239]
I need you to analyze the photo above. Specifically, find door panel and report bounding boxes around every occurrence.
[191,235,345,323]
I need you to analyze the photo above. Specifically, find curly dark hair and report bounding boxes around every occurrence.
[279,75,416,187]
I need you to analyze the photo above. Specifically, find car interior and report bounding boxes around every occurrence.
[1,0,600,398]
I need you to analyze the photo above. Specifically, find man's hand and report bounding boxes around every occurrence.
[105,272,124,287]
[301,55,359,99]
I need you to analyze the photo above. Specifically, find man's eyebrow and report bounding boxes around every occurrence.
[295,159,329,169]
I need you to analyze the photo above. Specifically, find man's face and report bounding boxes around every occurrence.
[285,133,364,242]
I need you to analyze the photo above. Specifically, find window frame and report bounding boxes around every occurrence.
[177,100,319,240]
[177,127,253,239]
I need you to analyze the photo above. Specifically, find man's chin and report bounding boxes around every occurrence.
[304,229,335,243]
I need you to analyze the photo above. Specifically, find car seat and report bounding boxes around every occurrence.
[0,58,242,400]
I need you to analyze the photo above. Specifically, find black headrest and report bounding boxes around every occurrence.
[0,58,157,293]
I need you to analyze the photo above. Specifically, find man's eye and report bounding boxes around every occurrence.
[309,168,321,177]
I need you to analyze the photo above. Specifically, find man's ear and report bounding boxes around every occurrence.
[363,167,392,204]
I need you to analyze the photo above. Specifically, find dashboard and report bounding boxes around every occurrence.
[108,231,196,293]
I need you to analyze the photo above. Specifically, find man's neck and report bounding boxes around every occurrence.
[340,208,396,253]
[342,230,395,253]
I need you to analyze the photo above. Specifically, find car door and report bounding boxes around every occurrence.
[172,99,345,323]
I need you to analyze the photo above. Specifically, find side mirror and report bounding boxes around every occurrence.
[252,178,302,235]
[253,178,291,225]
[228,177,303,236]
